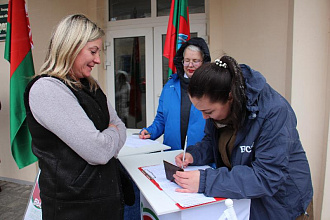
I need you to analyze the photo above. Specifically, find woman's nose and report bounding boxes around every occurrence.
[202,112,210,119]
[94,54,101,64]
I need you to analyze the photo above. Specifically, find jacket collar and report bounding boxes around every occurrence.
[240,64,266,120]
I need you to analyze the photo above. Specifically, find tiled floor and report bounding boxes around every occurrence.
[0,180,33,220]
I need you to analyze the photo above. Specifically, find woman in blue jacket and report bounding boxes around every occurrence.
[174,56,313,219]
[139,37,211,150]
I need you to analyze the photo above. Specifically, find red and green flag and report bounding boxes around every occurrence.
[4,0,37,169]
[163,0,190,78]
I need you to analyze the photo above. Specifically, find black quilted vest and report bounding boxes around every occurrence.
[24,75,124,220]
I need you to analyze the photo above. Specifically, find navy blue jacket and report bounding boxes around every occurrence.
[187,64,313,219]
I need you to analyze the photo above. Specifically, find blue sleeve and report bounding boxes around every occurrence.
[145,87,166,140]
[199,105,292,199]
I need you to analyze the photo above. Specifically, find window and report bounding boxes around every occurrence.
[109,0,205,21]
[157,0,205,17]
[109,0,151,21]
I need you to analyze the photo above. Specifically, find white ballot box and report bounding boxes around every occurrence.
[119,150,251,220]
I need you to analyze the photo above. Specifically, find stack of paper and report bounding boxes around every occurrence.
[124,135,159,148]
[141,164,216,208]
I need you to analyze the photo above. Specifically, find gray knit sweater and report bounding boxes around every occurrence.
[28,77,126,165]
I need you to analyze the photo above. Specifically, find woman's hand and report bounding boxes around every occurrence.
[173,170,200,193]
[175,152,193,168]
[139,129,151,139]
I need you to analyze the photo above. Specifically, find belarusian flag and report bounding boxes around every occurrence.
[4,0,37,169]
[163,0,190,78]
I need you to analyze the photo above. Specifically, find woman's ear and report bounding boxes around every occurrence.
[228,92,233,101]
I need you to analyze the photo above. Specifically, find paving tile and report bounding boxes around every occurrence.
[0,180,33,219]
[0,205,11,214]
[0,194,14,206]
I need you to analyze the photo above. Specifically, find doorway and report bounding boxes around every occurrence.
[106,23,206,129]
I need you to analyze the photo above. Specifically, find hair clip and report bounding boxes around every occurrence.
[215,59,227,68]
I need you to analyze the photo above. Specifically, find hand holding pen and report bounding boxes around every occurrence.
[175,152,193,169]
[139,129,151,139]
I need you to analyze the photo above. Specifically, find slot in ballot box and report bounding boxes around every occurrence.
[119,150,251,220]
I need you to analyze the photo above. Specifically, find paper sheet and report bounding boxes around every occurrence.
[124,135,159,148]
[141,164,216,208]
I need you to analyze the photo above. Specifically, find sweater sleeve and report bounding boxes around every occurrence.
[107,100,126,158]
[29,77,124,165]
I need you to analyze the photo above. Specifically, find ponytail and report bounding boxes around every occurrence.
[220,56,247,130]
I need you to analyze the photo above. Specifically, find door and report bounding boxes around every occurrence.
[106,28,154,129]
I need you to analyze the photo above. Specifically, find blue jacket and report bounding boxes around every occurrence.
[146,73,205,150]
[187,64,313,219]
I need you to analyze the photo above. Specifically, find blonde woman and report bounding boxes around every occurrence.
[24,14,128,219]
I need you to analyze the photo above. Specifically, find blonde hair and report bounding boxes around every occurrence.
[40,14,105,90]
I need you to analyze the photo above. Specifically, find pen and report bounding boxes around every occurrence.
[132,131,151,135]
[181,137,187,169]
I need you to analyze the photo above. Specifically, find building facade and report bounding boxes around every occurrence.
[0,0,329,219]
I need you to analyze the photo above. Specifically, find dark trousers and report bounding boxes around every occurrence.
[123,175,140,220]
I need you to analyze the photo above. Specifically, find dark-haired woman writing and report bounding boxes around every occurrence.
[174,56,313,219]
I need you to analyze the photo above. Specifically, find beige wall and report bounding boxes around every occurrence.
[209,0,290,98]
[322,116,330,219]
[323,17,330,216]
[292,0,329,219]
[28,0,99,76]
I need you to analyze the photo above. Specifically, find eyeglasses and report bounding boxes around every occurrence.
[182,59,202,67]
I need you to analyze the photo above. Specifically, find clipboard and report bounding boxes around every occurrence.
[138,163,225,209]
